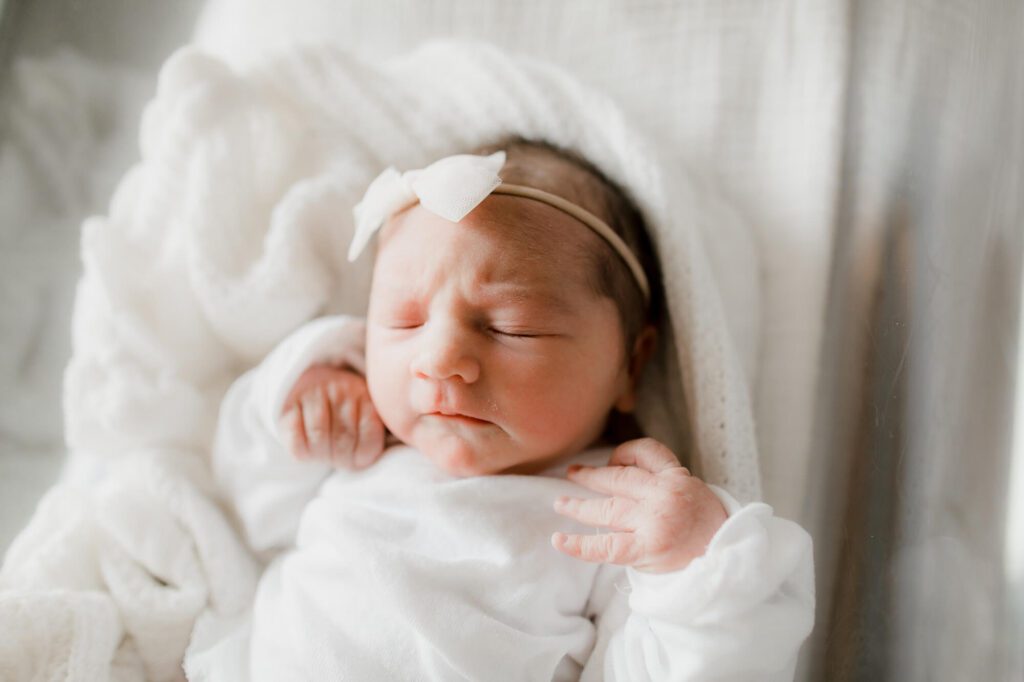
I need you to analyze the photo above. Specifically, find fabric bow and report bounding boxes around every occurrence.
[348,151,506,261]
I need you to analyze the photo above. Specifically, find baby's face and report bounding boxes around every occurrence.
[365,196,632,477]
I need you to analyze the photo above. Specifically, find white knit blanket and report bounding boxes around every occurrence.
[1,40,760,679]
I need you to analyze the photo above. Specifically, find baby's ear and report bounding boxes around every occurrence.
[614,324,657,413]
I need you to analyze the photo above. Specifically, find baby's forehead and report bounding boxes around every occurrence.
[473,195,598,249]
[373,200,602,300]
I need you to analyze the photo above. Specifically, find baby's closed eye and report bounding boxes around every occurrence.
[487,326,547,339]
[370,298,424,329]
[484,308,566,339]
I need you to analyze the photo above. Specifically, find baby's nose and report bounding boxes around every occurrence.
[410,324,480,384]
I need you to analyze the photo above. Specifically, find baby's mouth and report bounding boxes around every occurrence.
[426,411,492,427]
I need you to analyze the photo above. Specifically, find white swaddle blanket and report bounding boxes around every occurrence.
[185,315,812,680]
[1,40,766,679]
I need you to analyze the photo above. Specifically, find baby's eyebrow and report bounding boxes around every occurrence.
[479,285,577,315]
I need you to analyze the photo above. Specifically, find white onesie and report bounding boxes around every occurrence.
[186,316,815,681]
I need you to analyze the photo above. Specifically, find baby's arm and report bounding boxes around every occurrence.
[212,315,372,554]
[555,439,815,680]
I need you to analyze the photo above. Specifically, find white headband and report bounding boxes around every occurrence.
[348,151,651,303]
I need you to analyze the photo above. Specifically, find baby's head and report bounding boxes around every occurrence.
[362,138,660,476]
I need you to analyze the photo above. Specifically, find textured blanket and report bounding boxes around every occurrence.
[1,40,760,679]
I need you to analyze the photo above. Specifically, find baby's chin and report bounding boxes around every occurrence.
[410,429,531,478]
[419,436,501,477]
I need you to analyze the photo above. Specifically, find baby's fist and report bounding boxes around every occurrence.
[279,366,385,470]
[553,438,728,574]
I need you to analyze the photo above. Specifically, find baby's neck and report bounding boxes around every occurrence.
[497,436,616,476]
[497,452,578,476]
[383,432,614,477]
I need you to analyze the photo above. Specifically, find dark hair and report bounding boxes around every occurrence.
[468,136,662,357]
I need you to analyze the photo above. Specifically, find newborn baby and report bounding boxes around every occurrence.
[198,139,814,681]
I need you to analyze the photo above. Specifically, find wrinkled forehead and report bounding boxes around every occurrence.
[375,195,602,288]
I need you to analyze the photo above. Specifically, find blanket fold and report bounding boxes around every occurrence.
[1,452,258,681]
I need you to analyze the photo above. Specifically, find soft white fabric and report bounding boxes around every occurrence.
[0,591,123,682]
[187,314,814,680]
[0,452,259,680]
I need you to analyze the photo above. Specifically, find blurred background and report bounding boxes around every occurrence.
[1,1,1021,679]
[0,0,206,552]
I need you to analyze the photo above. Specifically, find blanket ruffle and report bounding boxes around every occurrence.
[1,451,258,680]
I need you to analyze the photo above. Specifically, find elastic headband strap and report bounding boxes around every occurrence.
[493,183,651,304]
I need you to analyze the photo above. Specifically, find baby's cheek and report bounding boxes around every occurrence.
[532,358,621,441]
[506,369,596,442]
[365,348,410,437]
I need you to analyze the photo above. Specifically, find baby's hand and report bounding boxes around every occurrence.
[279,366,386,470]
[551,438,728,574]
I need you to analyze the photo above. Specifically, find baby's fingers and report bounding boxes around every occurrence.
[328,386,357,468]
[609,438,683,474]
[301,387,331,460]
[553,496,637,531]
[354,398,385,469]
[551,531,641,565]
[280,406,310,459]
[566,464,655,499]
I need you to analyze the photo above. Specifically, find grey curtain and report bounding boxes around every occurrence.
[802,1,1024,679]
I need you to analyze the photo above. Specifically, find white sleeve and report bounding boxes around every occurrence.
[581,487,815,681]
[211,315,367,554]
